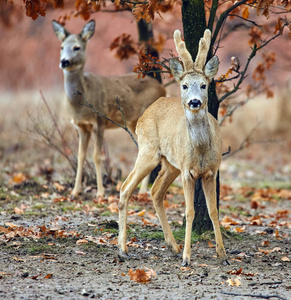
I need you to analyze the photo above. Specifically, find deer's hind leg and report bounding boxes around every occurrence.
[151,158,180,253]
[118,147,160,256]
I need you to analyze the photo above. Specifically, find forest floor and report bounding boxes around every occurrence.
[0,92,291,299]
[0,173,291,300]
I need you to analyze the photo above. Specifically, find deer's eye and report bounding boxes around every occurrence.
[201,84,206,90]
[61,46,63,50]
[182,84,188,90]
[73,46,80,51]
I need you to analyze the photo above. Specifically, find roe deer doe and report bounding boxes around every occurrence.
[118,29,226,266]
[52,20,166,198]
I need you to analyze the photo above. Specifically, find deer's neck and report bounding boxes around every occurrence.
[185,108,212,152]
[63,68,86,104]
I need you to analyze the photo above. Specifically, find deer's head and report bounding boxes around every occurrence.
[52,20,95,72]
[170,29,219,113]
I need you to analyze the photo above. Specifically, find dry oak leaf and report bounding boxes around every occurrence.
[54,182,66,192]
[226,277,241,286]
[221,216,239,226]
[76,239,89,245]
[281,256,290,262]
[208,241,215,248]
[248,27,263,45]
[127,268,156,283]
[242,6,249,19]
[108,202,119,213]
[9,172,27,184]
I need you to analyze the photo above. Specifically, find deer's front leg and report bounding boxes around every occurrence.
[181,175,195,266]
[119,148,160,257]
[92,125,105,197]
[71,126,91,198]
[202,173,227,260]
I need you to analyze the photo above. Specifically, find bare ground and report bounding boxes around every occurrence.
[0,176,290,300]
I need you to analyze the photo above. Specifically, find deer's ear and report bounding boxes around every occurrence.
[170,58,184,82]
[52,20,70,41]
[80,20,95,41]
[204,56,219,79]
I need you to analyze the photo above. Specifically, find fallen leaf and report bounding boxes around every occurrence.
[127,268,154,283]
[226,277,241,286]
[12,257,26,262]
[9,172,27,184]
[137,209,146,217]
[5,223,18,228]
[281,256,290,262]
[76,239,88,245]
[54,182,66,192]
[13,207,24,214]
[261,240,270,247]
[221,216,239,226]
[233,226,245,233]
[208,241,215,248]
[43,274,53,279]
[108,202,119,213]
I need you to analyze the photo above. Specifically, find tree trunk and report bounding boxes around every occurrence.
[137,19,162,84]
[137,19,161,183]
[181,0,220,234]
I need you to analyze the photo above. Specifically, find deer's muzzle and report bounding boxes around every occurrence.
[60,59,70,69]
[188,99,202,110]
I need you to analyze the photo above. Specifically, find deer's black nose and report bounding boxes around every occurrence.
[61,59,70,68]
[188,99,201,109]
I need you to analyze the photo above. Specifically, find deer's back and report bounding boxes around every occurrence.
[91,73,165,126]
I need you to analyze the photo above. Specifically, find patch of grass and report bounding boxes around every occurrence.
[138,229,165,241]
[101,211,111,216]
[61,205,82,212]
[32,203,46,210]
[27,243,54,255]
[220,226,243,240]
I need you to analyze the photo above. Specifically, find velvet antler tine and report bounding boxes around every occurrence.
[174,30,193,71]
[194,29,211,71]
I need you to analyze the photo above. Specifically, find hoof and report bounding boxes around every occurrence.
[71,188,81,199]
[218,254,229,265]
[118,249,129,262]
[182,258,190,267]
[97,188,105,198]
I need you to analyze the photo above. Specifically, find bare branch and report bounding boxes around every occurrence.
[212,0,249,46]
[222,121,279,160]
[228,14,263,27]
[219,20,290,103]
[77,91,138,148]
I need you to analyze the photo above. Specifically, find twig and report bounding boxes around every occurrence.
[39,90,66,152]
[218,44,257,103]
[248,281,283,286]
[212,0,249,47]
[222,146,231,156]
[27,112,77,173]
[222,122,262,159]
[219,96,252,126]
[77,91,138,148]
[228,14,263,27]
[220,291,287,300]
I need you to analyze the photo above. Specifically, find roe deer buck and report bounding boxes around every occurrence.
[118,29,227,266]
[52,20,166,198]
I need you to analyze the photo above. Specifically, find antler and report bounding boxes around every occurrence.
[173,30,193,72]
[194,29,211,72]
[173,29,212,73]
